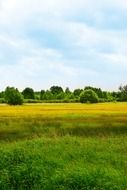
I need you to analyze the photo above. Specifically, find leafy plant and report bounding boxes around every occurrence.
[80,89,99,103]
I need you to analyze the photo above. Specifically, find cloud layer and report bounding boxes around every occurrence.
[0,0,127,90]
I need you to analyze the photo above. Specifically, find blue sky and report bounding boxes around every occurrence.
[0,0,127,91]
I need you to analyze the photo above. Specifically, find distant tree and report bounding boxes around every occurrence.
[111,91,121,101]
[0,91,4,98]
[43,90,53,100]
[102,91,108,99]
[5,87,23,105]
[50,86,63,95]
[80,89,99,103]
[84,86,103,98]
[40,90,45,100]
[119,85,127,101]
[34,91,40,100]
[56,92,65,100]
[22,88,35,99]
[64,88,72,100]
[65,87,71,94]
[73,89,83,97]
[67,93,75,100]
[106,92,115,102]
[112,91,117,99]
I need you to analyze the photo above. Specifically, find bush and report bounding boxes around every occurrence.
[22,88,35,99]
[80,89,99,103]
[5,87,23,105]
[0,98,6,103]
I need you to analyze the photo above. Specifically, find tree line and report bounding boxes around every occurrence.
[0,85,127,105]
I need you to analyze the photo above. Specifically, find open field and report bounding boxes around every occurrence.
[0,103,127,189]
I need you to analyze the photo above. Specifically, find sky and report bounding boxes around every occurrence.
[0,0,127,91]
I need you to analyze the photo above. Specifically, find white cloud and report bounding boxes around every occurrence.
[0,0,127,26]
[0,0,127,90]
[100,53,127,66]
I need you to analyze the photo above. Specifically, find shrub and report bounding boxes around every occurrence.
[119,85,127,101]
[0,98,6,103]
[22,88,35,99]
[5,87,23,105]
[80,89,99,103]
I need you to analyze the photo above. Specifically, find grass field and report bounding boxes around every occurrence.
[0,103,127,190]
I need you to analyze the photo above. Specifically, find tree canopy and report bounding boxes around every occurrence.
[22,88,35,99]
[80,89,99,103]
[5,87,23,105]
[119,85,127,101]
[0,84,127,104]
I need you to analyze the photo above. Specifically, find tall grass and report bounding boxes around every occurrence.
[0,103,127,189]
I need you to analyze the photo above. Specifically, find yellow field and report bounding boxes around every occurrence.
[0,102,127,142]
[0,102,127,117]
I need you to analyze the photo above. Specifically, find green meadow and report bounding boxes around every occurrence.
[0,103,127,190]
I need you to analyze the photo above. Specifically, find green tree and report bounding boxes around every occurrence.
[22,88,35,99]
[50,86,63,95]
[84,86,103,98]
[43,90,53,100]
[56,92,65,100]
[40,90,45,100]
[0,91,4,98]
[5,87,23,105]
[65,87,71,94]
[80,89,99,103]
[119,85,127,101]
[34,91,40,100]
[73,89,83,97]
[111,91,121,101]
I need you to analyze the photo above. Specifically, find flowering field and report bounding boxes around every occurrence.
[0,103,127,189]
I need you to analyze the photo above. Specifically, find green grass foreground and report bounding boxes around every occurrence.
[0,103,127,190]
